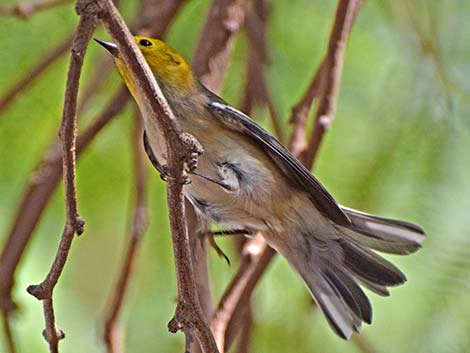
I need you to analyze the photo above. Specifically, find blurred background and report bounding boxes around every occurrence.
[1,0,470,352]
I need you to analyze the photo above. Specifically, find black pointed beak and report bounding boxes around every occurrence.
[94,38,119,56]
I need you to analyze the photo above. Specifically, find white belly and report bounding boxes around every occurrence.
[145,123,276,232]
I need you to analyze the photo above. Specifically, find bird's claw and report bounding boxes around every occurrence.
[198,230,231,265]
[159,164,192,185]
[180,172,192,185]
[159,164,171,181]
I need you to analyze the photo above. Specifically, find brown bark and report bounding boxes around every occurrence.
[193,0,247,92]
[304,0,362,167]
[103,114,149,353]
[1,312,17,353]
[0,0,72,19]
[241,0,284,143]
[26,11,98,352]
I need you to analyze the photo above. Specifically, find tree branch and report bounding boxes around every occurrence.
[211,234,272,351]
[0,34,73,116]
[289,60,326,159]
[241,0,284,143]
[135,0,184,37]
[304,0,362,167]
[210,1,362,351]
[1,312,17,353]
[25,8,98,352]
[0,0,72,19]
[193,0,247,92]
[96,0,218,351]
[234,303,252,353]
[0,87,129,328]
[103,113,148,353]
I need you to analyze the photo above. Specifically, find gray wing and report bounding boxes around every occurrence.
[206,100,350,226]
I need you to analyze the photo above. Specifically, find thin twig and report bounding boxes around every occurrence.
[1,312,17,353]
[211,234,272,352]
[235,303,252,353]
[96,0,219,351]
[0,34,73,116]
[41,299,64,353]
[0,87,129,321]
[241,0,284,143]
[26,10,98,352]
[103,113,148,353]
[135,0,185,37]
[289,60,326,159]
[0,0,72,19]
[304,0,362,167]
[210,1,362,351]
[193,0,247,92]
[403,1,468,101]
[79,0,185,114]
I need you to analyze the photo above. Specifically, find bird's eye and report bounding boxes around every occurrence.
[139,39,152,47]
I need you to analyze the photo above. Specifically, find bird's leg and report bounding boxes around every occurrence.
[143,131,193,185]
[205,229,252,237]
[143,131,172,180]
[143,131,232,191]
[198,229,252,265]
[191,170,233,191]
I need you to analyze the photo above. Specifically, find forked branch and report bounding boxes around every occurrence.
[0,0,72,19]
[26,9,98,353]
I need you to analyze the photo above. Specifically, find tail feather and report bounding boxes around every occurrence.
[270,207,424,340]
[357,277,390,297]
[297,240,406,339]
[304,273,358,339]
[300,264,372,339]
[342,241,407,286]
[327,266,372,324]
[341,206,425,255]
[322,269,362,331]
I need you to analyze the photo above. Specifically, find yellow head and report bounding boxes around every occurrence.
[96,36,195,97]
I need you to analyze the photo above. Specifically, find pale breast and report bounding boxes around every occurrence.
[183,136,279,232]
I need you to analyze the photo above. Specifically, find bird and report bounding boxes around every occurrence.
[95,36,425,339]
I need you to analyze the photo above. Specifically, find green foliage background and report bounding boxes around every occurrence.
[1,0,470,352]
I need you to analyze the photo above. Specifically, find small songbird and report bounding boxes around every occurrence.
[96,36,425,339]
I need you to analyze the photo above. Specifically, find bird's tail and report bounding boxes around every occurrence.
[279,207,425,339]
